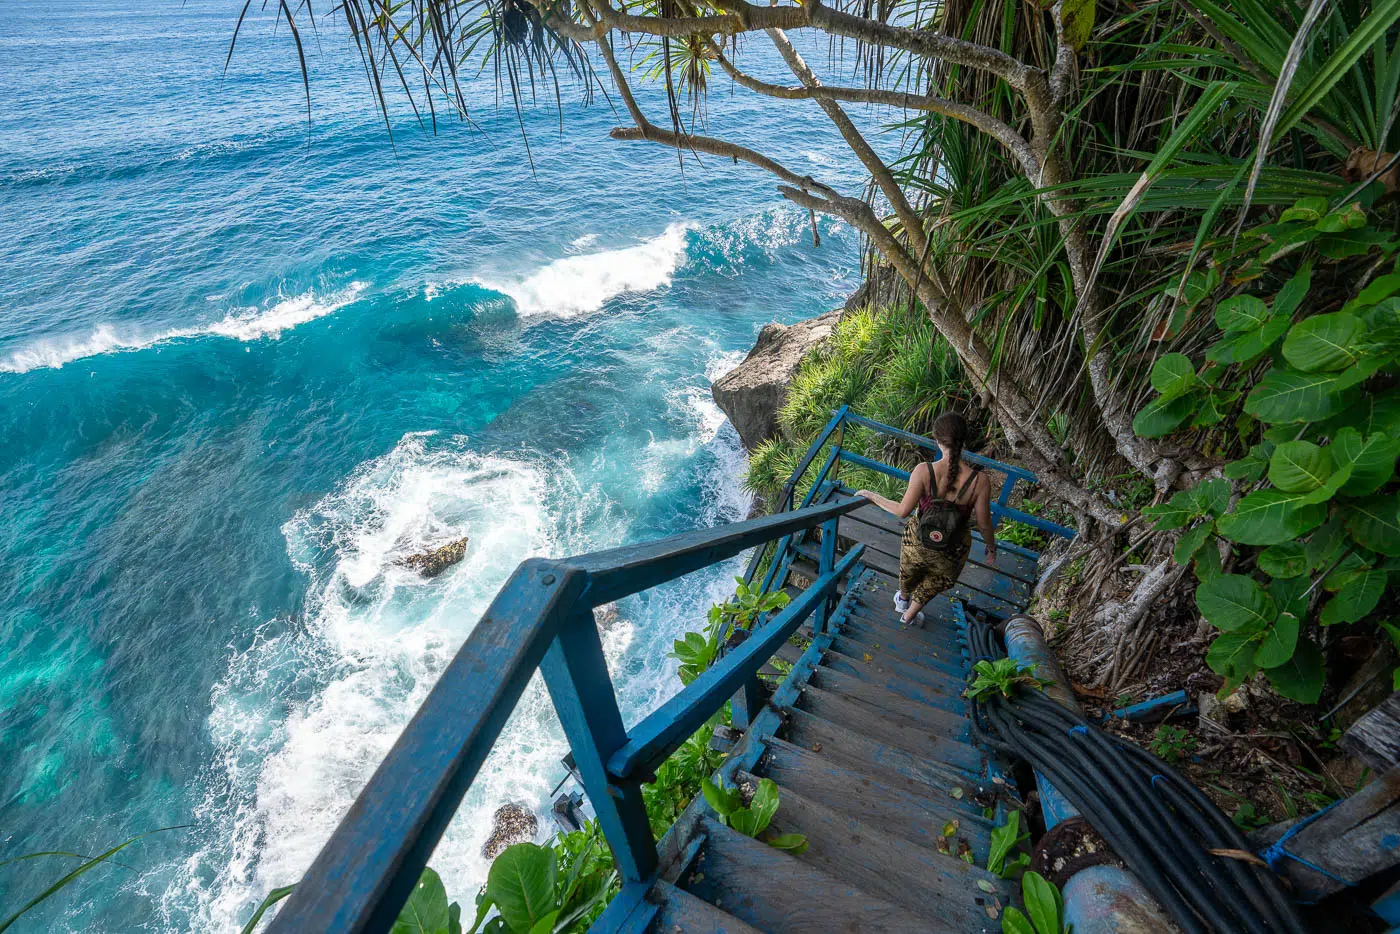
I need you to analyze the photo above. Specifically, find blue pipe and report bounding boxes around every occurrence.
[1002,615,1175,934]
[1102,690,1194,723]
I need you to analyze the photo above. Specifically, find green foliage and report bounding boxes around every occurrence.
[965,658,1050,701]
[702,776,809,855]
[1002,871,1068,934]
[1136,199,1400,703]
[743,305,969,504]
[1148,724,1199,766]
[467,838,616,934]
[986,810,1031,879]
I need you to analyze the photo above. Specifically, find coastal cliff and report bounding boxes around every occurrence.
[711,309,841,450]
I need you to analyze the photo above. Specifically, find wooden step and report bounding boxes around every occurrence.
[650,878,764,934]
[795,683,974,759]
[829,633,966,679]
[846,606,965,648]
[809,663,966,717]
[782,705,982,790]
[743,774,1010,929]
[686,816,936,933]
[820,622,967,671]
[757,738,992,858]
[818,645,966,696]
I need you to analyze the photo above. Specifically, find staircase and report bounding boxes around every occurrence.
[264,407,1073,934]
[608,483,1043,933]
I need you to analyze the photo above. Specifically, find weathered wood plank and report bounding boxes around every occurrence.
[757,739,992,858]
[820,644,967,696]
[1267,767,1400,902]
[782,705,980,790]
[795,683,975,759]
[811,661,967,716]
[650,879,764,934]
[1344,692,1400,772]
[802,617,966,671]
[829,633,967,679]
[740,771,1010,928]
[686,816,933,934]
[842,548,1022,618]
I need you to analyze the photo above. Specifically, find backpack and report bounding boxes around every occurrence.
[915,464,980,551]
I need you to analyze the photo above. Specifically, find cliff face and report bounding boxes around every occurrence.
[710,309,842,450]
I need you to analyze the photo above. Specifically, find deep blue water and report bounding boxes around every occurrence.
[0,1,875,930]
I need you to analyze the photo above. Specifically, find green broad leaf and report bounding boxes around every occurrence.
[1021,871,1062,934]
[1328,393,1400,437]
[1316,228,1393,259]
[747,778,781,834]
[1283,313,1367,372]
[1190,390,1235,428]
[728,807,763,837]
[1254,613,1299,668]
[1214,295,1269,332]
[1279,198,1327,223]
[1002,906,1037,934]
[1225,442,1275,482]
[391,868,452,934]
[1209,632,1258,682]
[1345,494,1400,556]
[1332,428,1400,496]
[1196,574,1276,632]
[1268,441,1331,492]
[1258,224,1321,264]
[1320,570,1388,625]
[486,845,558,934]
[448,901,462,934]
[1206,316,1292,366]
[1272,261,1313,319]
[1194,538,1224,582]
[1305,515,1348,571]
[1245,368,1352,423]
[1217,490,1326,546]
[764,832,809,856]
[1192,479,1231,517]
[1134,393,1195,438]
[1264,638,1325,704]
[1323,553,1371,592]
[1258,542,1308,578]
[526,911,561,934]
[1364,296,1400,345]
[1270,575,1310,621]
[1174,523,1214,566]
[1151,353,1197,398]
[702,777,741,817]
[1142,498,1196,530]
[1344,274,1400,314]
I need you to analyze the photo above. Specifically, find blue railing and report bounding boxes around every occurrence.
[266,495,868,933]
[741,406,1075,595]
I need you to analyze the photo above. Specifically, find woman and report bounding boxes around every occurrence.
[856,413,997,626]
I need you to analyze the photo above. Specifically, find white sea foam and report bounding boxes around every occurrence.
[475,224,690,317]
[0,282,367,373]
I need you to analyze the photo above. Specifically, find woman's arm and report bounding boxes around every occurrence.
[976,474,997,560]
[856,463,928,519]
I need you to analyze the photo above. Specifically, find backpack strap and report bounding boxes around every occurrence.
[953,465,981,504]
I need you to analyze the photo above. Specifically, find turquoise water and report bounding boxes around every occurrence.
[0,1,873,929]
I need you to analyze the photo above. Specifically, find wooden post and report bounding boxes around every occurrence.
[540,607,657,883]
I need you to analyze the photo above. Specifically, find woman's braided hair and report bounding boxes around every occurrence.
[932,412,969,497]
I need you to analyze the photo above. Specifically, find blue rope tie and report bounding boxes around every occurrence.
[1068,725,1088,737]
[1150,774,1166,790]
[1258,801,1356,895]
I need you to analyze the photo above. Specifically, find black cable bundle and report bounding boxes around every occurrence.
[964,615,1310,934]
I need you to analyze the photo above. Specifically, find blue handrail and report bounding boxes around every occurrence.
[266,495,869,934]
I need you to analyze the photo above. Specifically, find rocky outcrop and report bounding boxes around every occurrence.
[481,802,538,859]
[398,536,470,577]
[711,309,841,450]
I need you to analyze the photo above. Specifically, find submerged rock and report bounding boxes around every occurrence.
[482,802,539,859]
[398,536,470,577]
[711,309,842,450]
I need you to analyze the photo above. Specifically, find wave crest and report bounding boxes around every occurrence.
[0,281,366,373]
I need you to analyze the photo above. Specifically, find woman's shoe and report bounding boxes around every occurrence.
[893,591,910,614]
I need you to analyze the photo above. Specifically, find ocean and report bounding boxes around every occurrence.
[0,0,875,930]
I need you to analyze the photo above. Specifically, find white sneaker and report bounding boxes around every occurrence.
[894,591,909,614]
